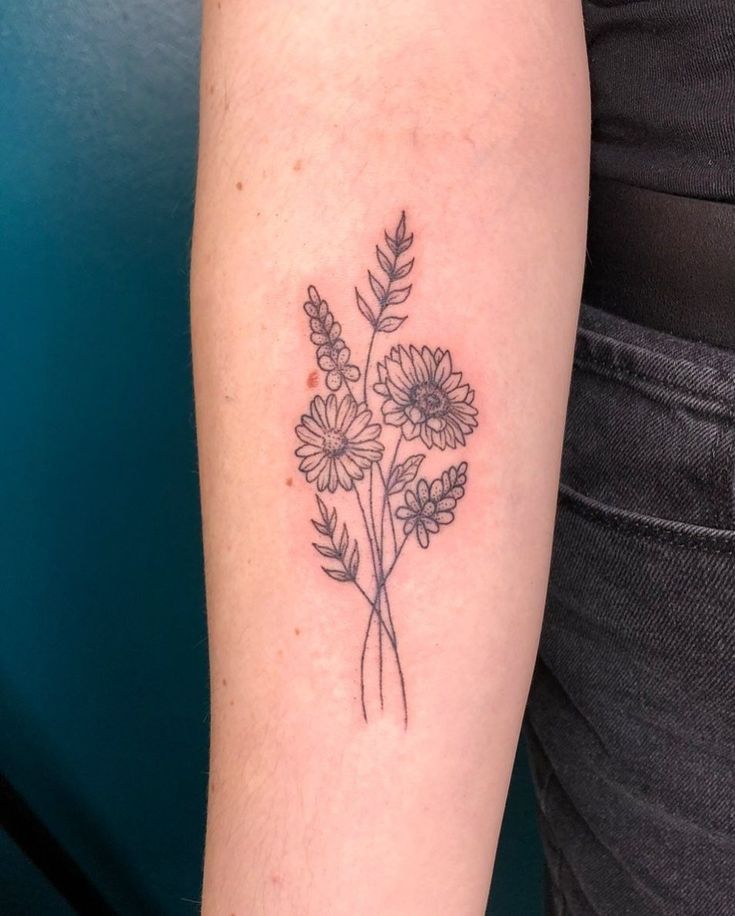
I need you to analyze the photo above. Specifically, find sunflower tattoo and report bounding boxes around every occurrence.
[375,346,477,449]
[293,212,478,726]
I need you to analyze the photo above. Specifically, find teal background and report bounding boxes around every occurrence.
[0,3,543,913]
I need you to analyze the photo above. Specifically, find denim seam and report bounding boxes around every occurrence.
[559,488,735,554]
[724,427,735,530]
[573,355,735,422]
[711,424,735,531]
[576,321,735,414]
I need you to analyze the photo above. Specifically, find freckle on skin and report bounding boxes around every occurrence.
[292,159,302,172]
[462,129,477,149]
[285,477,293,487]
[294,627,300,636]
[235,181,242,190]
[222,678,227,686]
[307,370,318,388]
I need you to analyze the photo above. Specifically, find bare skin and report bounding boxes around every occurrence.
[192,2,590,913]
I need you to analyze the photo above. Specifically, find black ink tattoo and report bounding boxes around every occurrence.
[294,212,478,726]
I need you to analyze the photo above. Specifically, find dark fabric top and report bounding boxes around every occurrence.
[583,1,735,203]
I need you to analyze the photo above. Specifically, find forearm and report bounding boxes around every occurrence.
[192,2,589,913]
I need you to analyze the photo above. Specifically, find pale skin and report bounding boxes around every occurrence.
[191,2,590,914]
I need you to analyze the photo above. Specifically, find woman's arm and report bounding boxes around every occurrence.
[191,2,589,913]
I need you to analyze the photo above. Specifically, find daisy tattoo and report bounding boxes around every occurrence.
[294,212,478,726]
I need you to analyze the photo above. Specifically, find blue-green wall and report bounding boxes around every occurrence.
[0,4,542,912]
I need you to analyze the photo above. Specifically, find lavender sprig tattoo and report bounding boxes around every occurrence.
[294,212,478,727]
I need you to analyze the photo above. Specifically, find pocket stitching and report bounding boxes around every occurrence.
[573,354,735,422]
[559,484,735,555]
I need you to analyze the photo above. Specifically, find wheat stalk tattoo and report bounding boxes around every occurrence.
[294,212,478,727]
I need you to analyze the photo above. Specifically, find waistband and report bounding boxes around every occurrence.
[582,177,735,351]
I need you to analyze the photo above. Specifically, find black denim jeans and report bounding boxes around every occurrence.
[526,305,735,916]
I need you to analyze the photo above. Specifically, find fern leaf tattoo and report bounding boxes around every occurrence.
[294,211,478,727]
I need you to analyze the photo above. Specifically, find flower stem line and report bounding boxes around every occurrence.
[353,532,408,614]
[355,485,392,717]
[358,584,408,727]
[359,592,380,720]
[355,482,410,723]
[370,459,398,709]
[379,585,407,728]
[359,536,410,727]
[361,332,377,407]
[378,434,402,562]
[367,464,385,707]
[354,531,399,721]
[380,533,409,588]
[355,535,408,727]
[352,580,397,649]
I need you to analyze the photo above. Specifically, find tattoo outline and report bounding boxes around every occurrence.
[294,212,478,726]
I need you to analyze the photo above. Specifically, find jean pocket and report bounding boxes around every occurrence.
[562,306,735,532]
[546,479,735,742]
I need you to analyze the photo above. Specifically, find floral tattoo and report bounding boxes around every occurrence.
[294,212,478,726]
